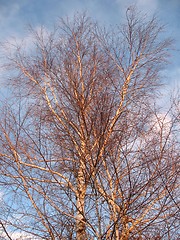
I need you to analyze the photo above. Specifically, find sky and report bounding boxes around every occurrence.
[0,0,180,92]
[0,1,179,238]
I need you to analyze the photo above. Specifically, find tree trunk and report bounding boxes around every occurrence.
[76,163,87,240]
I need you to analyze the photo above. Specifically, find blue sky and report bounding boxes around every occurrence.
[0,0,179,90]
[0,1,179,238]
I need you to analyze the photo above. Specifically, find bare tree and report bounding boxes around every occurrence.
[0,8,179,240]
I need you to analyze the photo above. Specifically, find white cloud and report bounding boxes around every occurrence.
[0,2,20,23]
[152,112,172,134]
[1,231,42,240]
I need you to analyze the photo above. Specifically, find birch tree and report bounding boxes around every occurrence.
[0,8,179,240]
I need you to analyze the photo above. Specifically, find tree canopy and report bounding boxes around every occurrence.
[0,7,179,240]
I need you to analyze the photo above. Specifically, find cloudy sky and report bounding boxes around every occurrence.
[0,1,179,238]
[0,0,179,91]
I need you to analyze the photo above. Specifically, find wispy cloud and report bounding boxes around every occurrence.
[0,1,20,19]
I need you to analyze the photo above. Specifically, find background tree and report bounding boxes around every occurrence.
[0,7,179,240]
